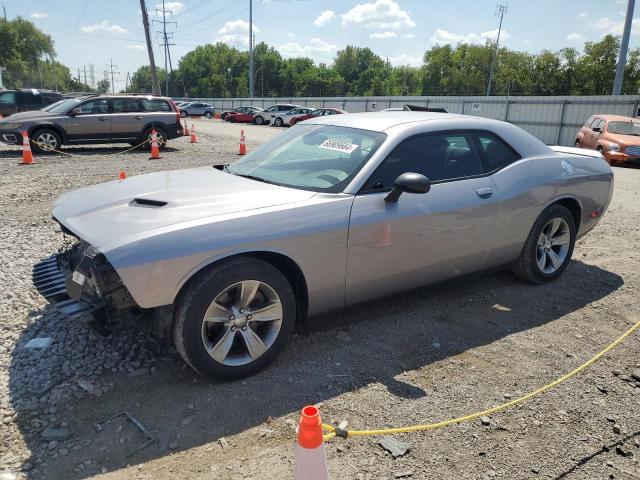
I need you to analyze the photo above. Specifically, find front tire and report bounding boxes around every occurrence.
[180,110,188,118]
[513,204,576,284]
[173,257,296,380]
[254,115,264,125]
[31,128,61,154]
[273,117,283,127]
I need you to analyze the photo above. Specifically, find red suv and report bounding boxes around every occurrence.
[576,114,640,166]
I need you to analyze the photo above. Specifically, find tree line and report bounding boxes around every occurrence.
[2,16,640,98]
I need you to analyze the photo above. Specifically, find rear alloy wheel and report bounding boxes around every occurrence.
[204,111,213,119]
[273,117,283,127]
[254,115,264,125]
[180,110,188,118]
[513,204,576,283]
[143,127,167,150]
[173,257,296,380]
[228,117,236,123]
[31,129,61,154]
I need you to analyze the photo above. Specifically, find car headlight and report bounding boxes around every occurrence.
[0,123,23,130]
[607,143,620,152]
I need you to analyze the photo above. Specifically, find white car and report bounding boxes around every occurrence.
[271,107,314,127]
[253,104,301,125]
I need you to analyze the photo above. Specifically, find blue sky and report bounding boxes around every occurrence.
[5,0,638,91]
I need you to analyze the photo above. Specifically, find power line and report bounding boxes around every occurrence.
[153,0,177,95]
[486,3,507,97]
[106,59,120,93]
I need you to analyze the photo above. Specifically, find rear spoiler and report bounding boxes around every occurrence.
[549,145,604,159]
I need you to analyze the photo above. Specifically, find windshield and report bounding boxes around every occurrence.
[607,121,640,136]
[42,98,81,113]
[227,124,386,193]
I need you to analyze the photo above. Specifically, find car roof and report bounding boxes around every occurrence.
[594,114,638,122]
[304,111,468,132]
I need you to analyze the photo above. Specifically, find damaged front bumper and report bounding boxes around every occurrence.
[32,237,137,335]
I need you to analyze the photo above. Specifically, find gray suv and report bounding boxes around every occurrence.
[0,94,182,153]
[179,102,214,118]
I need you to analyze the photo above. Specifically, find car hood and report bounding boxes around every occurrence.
[605,133,640,146]
[0,110,61,123]
[53,167,316,252]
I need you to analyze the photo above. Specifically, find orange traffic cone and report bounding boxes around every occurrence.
[149,128,161,159]
[238,129,247,155]
[190,124,197,143]
[19,130,34,165]
[118,170,127,180]
[183,120,189,136]
[295,406,329,480]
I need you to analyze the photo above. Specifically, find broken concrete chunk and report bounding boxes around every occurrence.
[378,436,409,458]
[24,337,52,350]
[41,427,70,442]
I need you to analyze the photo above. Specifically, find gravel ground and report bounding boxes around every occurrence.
[0,121,639,480]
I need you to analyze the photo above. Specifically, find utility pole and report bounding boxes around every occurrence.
[613,0,635,95]
[249,0,254,98]
[2,3,6,21]
[83,65,87,86]
[486,3,507,97]
[154,0,177,96]
[107,59,120,93]
[125,72,130,92]
[89,64,95,89]
[140,0,161,95]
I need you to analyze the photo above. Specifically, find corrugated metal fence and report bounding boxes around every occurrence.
[181,95,640,146]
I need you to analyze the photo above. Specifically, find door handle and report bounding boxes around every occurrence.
[135,116,142,120]
[476,188,493,199]
[99,117,108,121]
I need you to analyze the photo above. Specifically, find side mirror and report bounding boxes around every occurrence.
[69,108,81,116]
[385,172,431,203]
[592,127,602,133]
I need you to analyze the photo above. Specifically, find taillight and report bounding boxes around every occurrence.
[170,100,180,123]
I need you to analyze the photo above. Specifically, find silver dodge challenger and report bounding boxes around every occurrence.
[33,112,614,380]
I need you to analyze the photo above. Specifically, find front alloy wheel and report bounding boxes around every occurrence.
[173,257,296,380]
[32,129,61,154]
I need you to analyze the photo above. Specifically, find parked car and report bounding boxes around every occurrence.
[253,104,301,125]
[575,114,640,166]
[0,94,182,153]
[221,106,263,121]
[180,102,214,119]
[34,112,613,380]
[0,89,64,117]
[225,110,262,123]
[289,107,346,126]
[271,107,314,127]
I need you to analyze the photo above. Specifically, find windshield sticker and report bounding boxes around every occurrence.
[318,139,359,154]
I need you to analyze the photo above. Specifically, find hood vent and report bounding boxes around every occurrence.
[130,198,168,208]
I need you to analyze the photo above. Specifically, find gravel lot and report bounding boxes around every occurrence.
[0,119,639,480]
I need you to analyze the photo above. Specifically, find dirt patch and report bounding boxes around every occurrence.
[0,131,639,479]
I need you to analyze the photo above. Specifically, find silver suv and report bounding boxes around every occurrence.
[179,102,214,119]
[0,94,182,153]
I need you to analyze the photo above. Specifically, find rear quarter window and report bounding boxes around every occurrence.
[476,133,521,172]
[140,99,172,112]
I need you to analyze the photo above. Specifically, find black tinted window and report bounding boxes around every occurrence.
[0,91,16,105]
[112,98,141,113]
[363,133,484,192]
[477,134,520,172]
[140,99,171,112]
[278,105,293,111]
[19,92,43,109]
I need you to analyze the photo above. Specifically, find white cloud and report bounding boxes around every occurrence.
[578,12,588,18]
[278,38,337,61]
[155,1,185,13]
[216,19,260,48]
[388,54,422,67]
[81,21,128,34]
[126,44,145,50]
[566,32,585,41]
[30,12,48,19]
[590,16,640,36]
[314,10,335,27]
[431,28,510,45]
[370,31,397,39]
[341,0,415,29]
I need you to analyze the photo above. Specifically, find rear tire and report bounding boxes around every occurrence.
[142,127,167,150]
[513,204,576,284]
[254,115,264,125]
[173,257,296,380]
[180,110,188,118]
[204,111,213,119]
[273,117,283,127]
[574,140,580,148]
[31,128,61,154]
